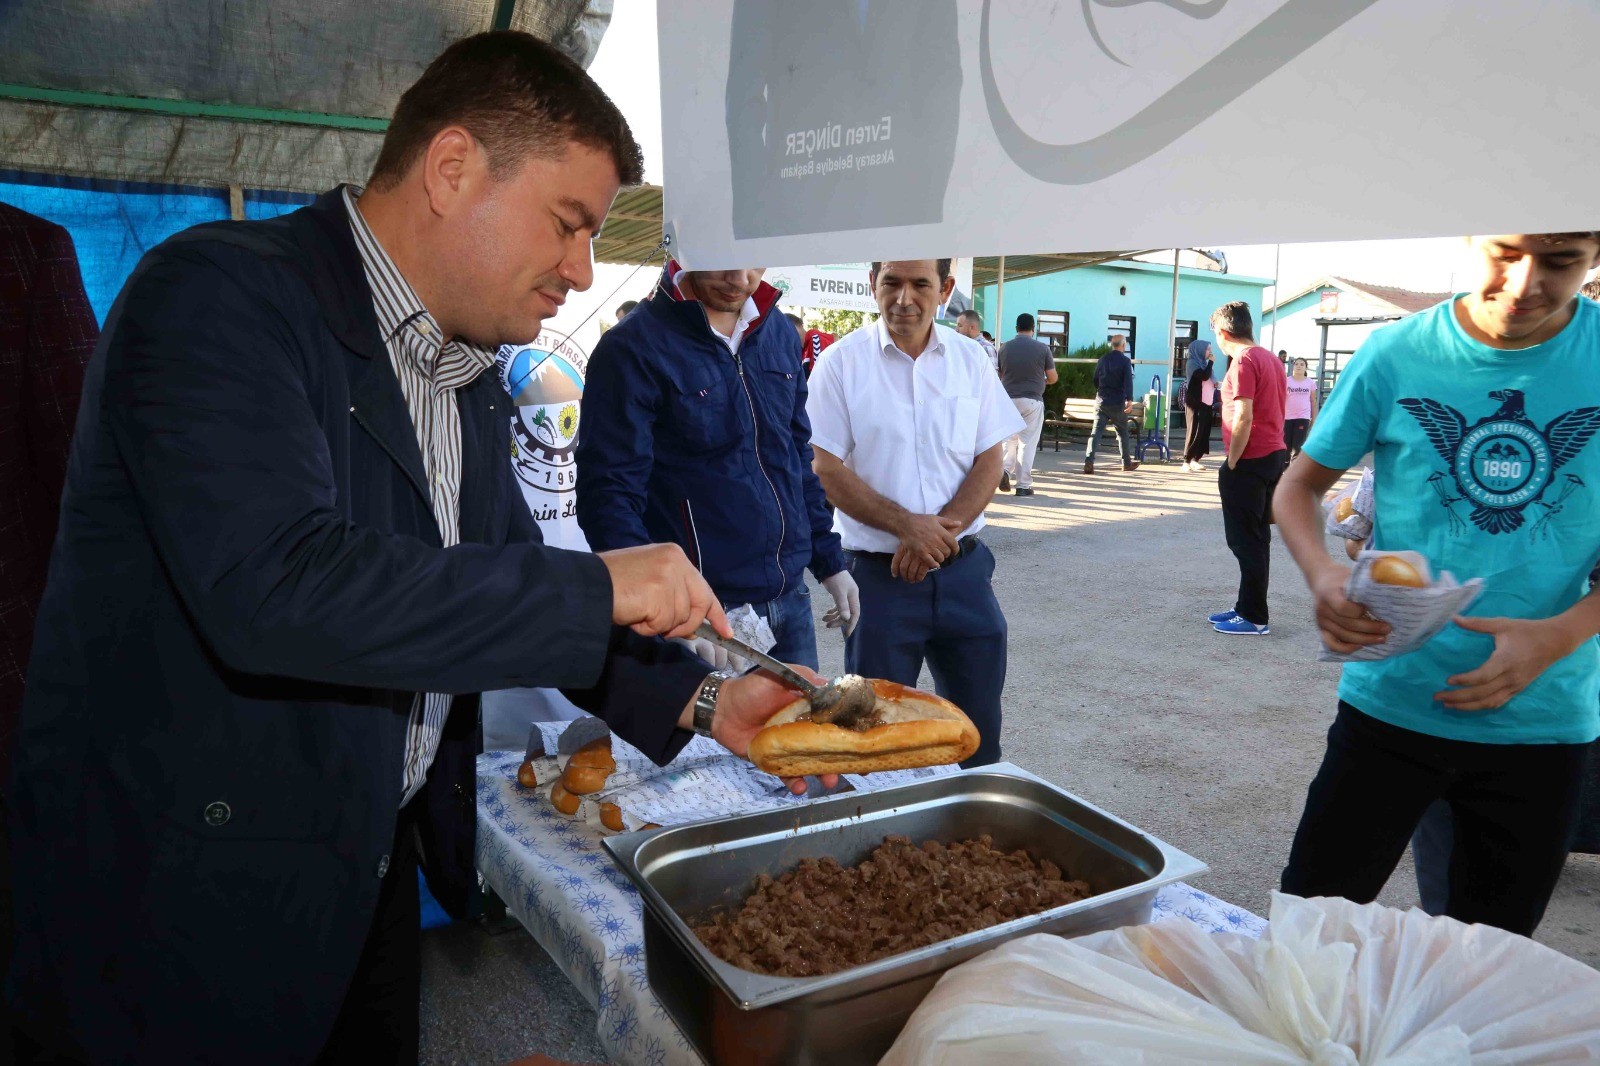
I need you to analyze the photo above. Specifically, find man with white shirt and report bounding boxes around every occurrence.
[807,259,1023,766]
[579,263,859,671]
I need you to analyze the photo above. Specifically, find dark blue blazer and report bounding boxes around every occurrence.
[5,188,707,1064]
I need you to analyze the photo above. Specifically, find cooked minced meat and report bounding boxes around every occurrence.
[692,835,1092,977]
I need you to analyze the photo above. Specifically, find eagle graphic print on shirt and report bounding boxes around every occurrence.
[1297,296,1600,745]
[1398,390,1600,536]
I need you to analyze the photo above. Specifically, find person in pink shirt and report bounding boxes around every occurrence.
[1206,301,1289,636]
[1283,356,1319,460]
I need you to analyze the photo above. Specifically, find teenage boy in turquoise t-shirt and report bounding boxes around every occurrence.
[1274,232,1600,936]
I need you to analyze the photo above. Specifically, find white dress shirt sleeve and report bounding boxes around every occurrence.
[804,347,853,461]
[974,354,1025,453]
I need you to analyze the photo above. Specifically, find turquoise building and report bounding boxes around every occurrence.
[973,258,1273,397]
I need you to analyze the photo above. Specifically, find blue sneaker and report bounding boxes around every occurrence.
[1207,608,1236,624]
[1214,614,1270,635]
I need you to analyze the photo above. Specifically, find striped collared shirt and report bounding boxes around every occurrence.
[342,185,497,808]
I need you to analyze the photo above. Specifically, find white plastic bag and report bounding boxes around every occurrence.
[881,894,1600,1065]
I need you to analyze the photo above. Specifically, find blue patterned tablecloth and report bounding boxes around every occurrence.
[475,751,1267,1066]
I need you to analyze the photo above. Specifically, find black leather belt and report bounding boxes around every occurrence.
[847,535,980,565]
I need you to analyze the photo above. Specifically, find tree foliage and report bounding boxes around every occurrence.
[806,308,874,337]
[1042,341,1110,412]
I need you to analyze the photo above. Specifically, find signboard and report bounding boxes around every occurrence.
[764,263,876,312]
[660,0,1600,268]
[1319,289,1340,314]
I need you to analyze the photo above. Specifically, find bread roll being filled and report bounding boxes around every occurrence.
[748,679,980,777]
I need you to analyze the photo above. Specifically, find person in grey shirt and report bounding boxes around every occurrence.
[956,309,997,370]
[997,313,1058,496]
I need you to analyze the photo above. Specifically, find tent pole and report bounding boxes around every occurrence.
[1318,321,1330,401]
[1269,243,1281,351]
[995,255,1006,342]
[1165,248,1179,457]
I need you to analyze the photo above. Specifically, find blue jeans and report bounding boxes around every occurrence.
[844,541,1007,767]
[734,583,819,672]
[1411,801,1452,916]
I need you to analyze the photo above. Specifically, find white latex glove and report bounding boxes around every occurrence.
[820,570,860,637]
[675,636,730,670]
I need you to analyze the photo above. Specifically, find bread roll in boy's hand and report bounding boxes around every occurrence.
[1370,555,1427,588]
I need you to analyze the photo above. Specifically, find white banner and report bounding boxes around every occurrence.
[764,262,876,312]
[659,0,1600,268]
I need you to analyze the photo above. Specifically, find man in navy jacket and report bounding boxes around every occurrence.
[577,262,858,670]
[5,33,822,1065]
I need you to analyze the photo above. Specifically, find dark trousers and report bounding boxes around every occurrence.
[1410,800,1453,915]
[844,540,1007,767]
[1415,736,1600,913]
[1284,418,1311,459]
[1282,702,1588,937]
[316,806,421,1065]
[1216,450,1287,625]
[1085,400,1133,464]
[1182,402,1213,462]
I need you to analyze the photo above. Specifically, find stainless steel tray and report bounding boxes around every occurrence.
[603,764,1207,1065]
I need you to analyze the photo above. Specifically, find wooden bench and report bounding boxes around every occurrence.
[1041,399,1144,452]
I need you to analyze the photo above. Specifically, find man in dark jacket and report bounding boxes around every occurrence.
[1085,333,1139,474]
[6,33,824,1065]
[578,263,857,671]
[0,203,97,778]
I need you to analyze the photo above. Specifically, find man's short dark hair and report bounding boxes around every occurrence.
[1016,313,1035,332]
[957,309,983,327]
[1211,301,1255,341]
[869,259,953,282]
[615,300,638,318]
[981,330,994,342]
[784,313,804,328]
[369,31,645,191]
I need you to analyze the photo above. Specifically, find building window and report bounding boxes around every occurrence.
[1036,309,1069,354]
[1108,314,1136,358]
[1171,319,1197,389]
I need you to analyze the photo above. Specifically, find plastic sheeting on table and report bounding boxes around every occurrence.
[475,750,1267,1066]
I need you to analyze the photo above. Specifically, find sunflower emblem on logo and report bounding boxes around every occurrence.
[496,331,588,496]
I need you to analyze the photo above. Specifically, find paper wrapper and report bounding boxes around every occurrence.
[723,602,777,674]
[512,720,958,833]
[1323,466,1375,541]
[1318,550,1483,663]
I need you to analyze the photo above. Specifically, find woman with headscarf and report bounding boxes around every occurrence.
[1181,338,1215,471]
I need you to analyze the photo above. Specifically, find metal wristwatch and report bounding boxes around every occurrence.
[692,670,734,738]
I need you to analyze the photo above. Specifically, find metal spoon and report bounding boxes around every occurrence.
[692,621,878,726]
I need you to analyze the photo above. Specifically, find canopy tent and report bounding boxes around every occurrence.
[593,185,1143,288]
[0,0,614,321]
[0,0,614,193]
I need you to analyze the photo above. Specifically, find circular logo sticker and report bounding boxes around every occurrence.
[497,330,588,497]
[1455,419,1552,511]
